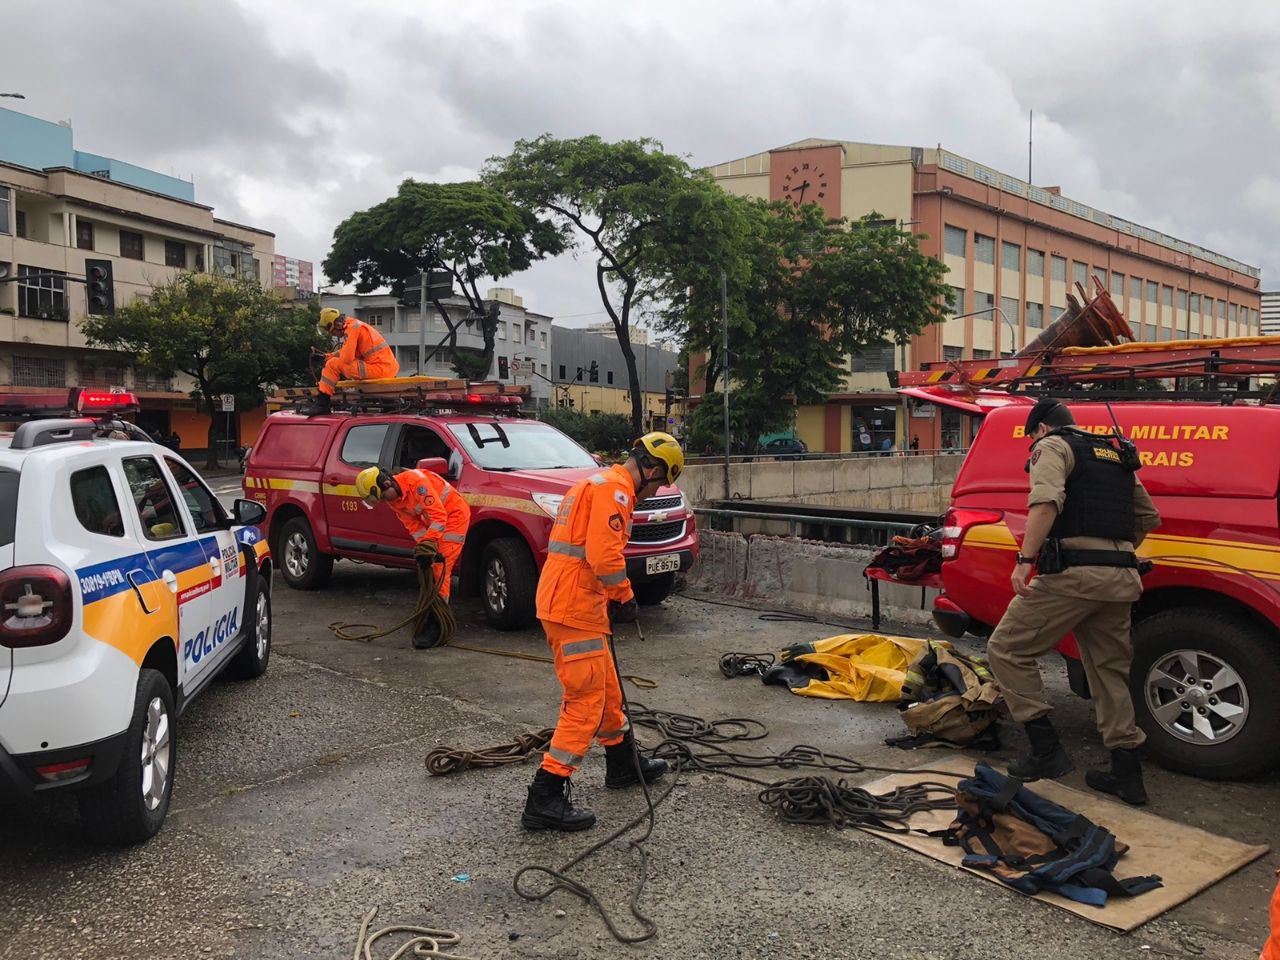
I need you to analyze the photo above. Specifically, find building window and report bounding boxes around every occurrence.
[1051,255,1066,282]
[17,265,67,320]
[164,239,187,269]
[558,364,566,380]
[973,349,993,360]
[974,234,995,265]
[1110,272,1124,297]
[948,286,965,314]
[975,291,994,314]
[13,355,67,387]
[1129,276,1141,300]
[15,209,27,238]
[1146,280,1159,304]
[1093,268,1107,288]
[119,230,144,260]
[195,247,205,272]
[1204,297,1214,323]
[365,313,384,327]
[942,346,963,362]
[498,323,507,340]
[1143,324,1156,342]
[1026,302,1044,329]
[76,219,94,251]
[1072,261,1087,287]
[1176,290,1188,312]
[1189,293,1200,314]
[607,370,614,385]
[541,363,548,376]
[1001,242,1021,271]
[850,342,897,372]
[540,331,547,349]
[1218,300,1227,320]
[0,187,9,234]
[1162,285,1173,307]
[1050,303,1066,323]
[1027,249,1044,277]
[1229,304,1237,324]
[589,363,599,383]
[943,225,966,257]
[1000,296,1019,327]
[1159,325,1173,341]
[527,327,536,344]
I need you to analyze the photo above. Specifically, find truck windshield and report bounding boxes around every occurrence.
[447,422,596,470]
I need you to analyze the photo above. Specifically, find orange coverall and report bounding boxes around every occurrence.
[535,464,636,777]
[386,468,470,599]
[318,316,399,396]
[1262,870,1280,960]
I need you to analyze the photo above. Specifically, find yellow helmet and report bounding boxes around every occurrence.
[633,431,684,485]
[355,466,384,500]
[318,307,343,333]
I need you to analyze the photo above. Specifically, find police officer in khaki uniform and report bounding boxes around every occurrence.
[987,397,1161,805]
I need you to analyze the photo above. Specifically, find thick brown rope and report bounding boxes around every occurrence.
[424,728,555,777]
[351,907,475,960]
[330,542,455,646]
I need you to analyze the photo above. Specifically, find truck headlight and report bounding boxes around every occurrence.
[531,492,564,518]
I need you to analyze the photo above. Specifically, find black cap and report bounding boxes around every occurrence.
[1025,397,1068,434]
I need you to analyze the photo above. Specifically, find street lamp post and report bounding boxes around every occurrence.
[949,306,1018,356]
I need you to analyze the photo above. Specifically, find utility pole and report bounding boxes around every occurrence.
[721,269,730,501]
[1028,110,1033,184]
[417,269,427,376]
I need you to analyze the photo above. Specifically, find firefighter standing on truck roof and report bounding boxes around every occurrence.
[354,463,469,648]
[521,433,684,832]
[301,308,400,416]
[986,397,1161,804]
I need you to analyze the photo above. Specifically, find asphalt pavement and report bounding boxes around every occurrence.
[1,560,1277,959]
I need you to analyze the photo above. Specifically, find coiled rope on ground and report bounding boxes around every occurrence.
[351,906,475,960]
[330,542,456,645]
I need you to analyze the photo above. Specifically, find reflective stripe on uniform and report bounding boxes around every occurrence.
[560,637,605,657]
[428,521,445,533]
[589,474,607,485]
[547,541,587,558]
[361,342,390,359]
[546,745,585,767]
[443,532,465,543]
[320,374,338,387]
[439,486,451,502]
[597,721,630,738]
[599,570,627,585]
[358,361,367,378]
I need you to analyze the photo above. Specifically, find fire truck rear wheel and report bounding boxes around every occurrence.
[481,536,536,630]
[1131,608,1280,780]
[277,516,334,591]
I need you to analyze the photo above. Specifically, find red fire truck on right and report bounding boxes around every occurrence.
[900,280,1280,779]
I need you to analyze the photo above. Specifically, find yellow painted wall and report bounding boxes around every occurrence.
[795,405,825,451]
[560,385,673,425]
[839,161,913,223]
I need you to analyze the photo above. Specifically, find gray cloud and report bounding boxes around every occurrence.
[7,0,1279,325]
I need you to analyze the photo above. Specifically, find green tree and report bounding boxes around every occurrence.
[658,199,952,450]
[323,180,566,379]
[81,273,321,468]
[484,135,729,434]
[539,406,633,454]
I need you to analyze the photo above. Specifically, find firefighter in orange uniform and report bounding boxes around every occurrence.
[355,463,470,647]
[302,308,400,415]
[522,433,685,832]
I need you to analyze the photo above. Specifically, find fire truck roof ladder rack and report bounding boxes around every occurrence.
[268,377,530,415]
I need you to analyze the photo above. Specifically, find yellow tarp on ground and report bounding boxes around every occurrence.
[786,634,936,702]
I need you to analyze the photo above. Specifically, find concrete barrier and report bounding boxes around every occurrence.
[677,454,963,516]
[685,528,939,627]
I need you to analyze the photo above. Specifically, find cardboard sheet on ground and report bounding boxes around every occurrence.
[855,754,1268,932]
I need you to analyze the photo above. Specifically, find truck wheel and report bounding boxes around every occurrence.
[633,572,675,606]
[1131,608,1280,780]
[225,581,271,680]
[481,537,536,630]
[78,669,175,845]
[277,516,333,591]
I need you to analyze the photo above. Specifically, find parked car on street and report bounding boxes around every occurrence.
[758,433,808,460]
[245,396,697,628]
[0,389,272,843]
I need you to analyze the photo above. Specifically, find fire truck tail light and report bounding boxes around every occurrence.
[940,508,1004,561]
[0,565,73,648]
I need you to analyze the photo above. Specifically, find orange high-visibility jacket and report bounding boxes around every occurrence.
[536,464,635,633]
[327,318,397,380]
[387,468,468,547]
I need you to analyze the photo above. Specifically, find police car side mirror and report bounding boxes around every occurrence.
[232,498,267,528]
[416,457,449,477]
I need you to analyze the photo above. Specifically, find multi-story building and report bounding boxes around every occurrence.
[321,286,554,405]
[707,138,1262,450]
[0,107,276,448]
[1262,291,1280,337]
[551,326,681,433]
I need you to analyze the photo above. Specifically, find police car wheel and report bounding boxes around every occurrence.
[226,583,271,680]
[481,536,536,630]
[277,516,333,590]
[1131,608,1280,780]
[78,669,175,845]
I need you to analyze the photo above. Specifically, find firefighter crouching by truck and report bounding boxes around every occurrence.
[355,463,470,648]
[301,308,400,416]
[986,397,1161,805]
[521,433,685,832]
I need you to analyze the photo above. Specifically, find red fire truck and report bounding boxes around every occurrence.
[898,281,1280,779]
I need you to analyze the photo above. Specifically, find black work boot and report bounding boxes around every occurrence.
[298,393,331,417]
[1085,747,1147,806]
[412,600,446,650]
[604,732,668,789]
[521,768,596,832]
[1007,716,1074,781]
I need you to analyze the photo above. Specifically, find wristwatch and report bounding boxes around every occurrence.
[1015,552,1035,565]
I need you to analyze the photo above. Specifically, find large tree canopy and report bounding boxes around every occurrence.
[81,272,320,467]
[323,179,566,380]
[484,135,728,434]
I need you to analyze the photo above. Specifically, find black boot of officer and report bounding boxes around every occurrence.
[604,732,668,789]
[298,392,332,417]
[522,768,596,832]
[1086,748,1147,805]
[1008,716,1074,781]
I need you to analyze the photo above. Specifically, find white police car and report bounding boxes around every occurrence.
[0,390,272,843]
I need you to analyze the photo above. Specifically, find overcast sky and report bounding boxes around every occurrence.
[8,0,1280,328]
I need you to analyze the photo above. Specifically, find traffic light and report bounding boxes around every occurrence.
[85,259,114,315]
[498,356,509,379]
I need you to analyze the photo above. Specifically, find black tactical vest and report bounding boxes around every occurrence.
[1042,428,1135,541]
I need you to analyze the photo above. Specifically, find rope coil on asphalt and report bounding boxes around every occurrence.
[718,651,776,678]
[330,542,456,645]
[352,907,475,960]
[424,728,555,777]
